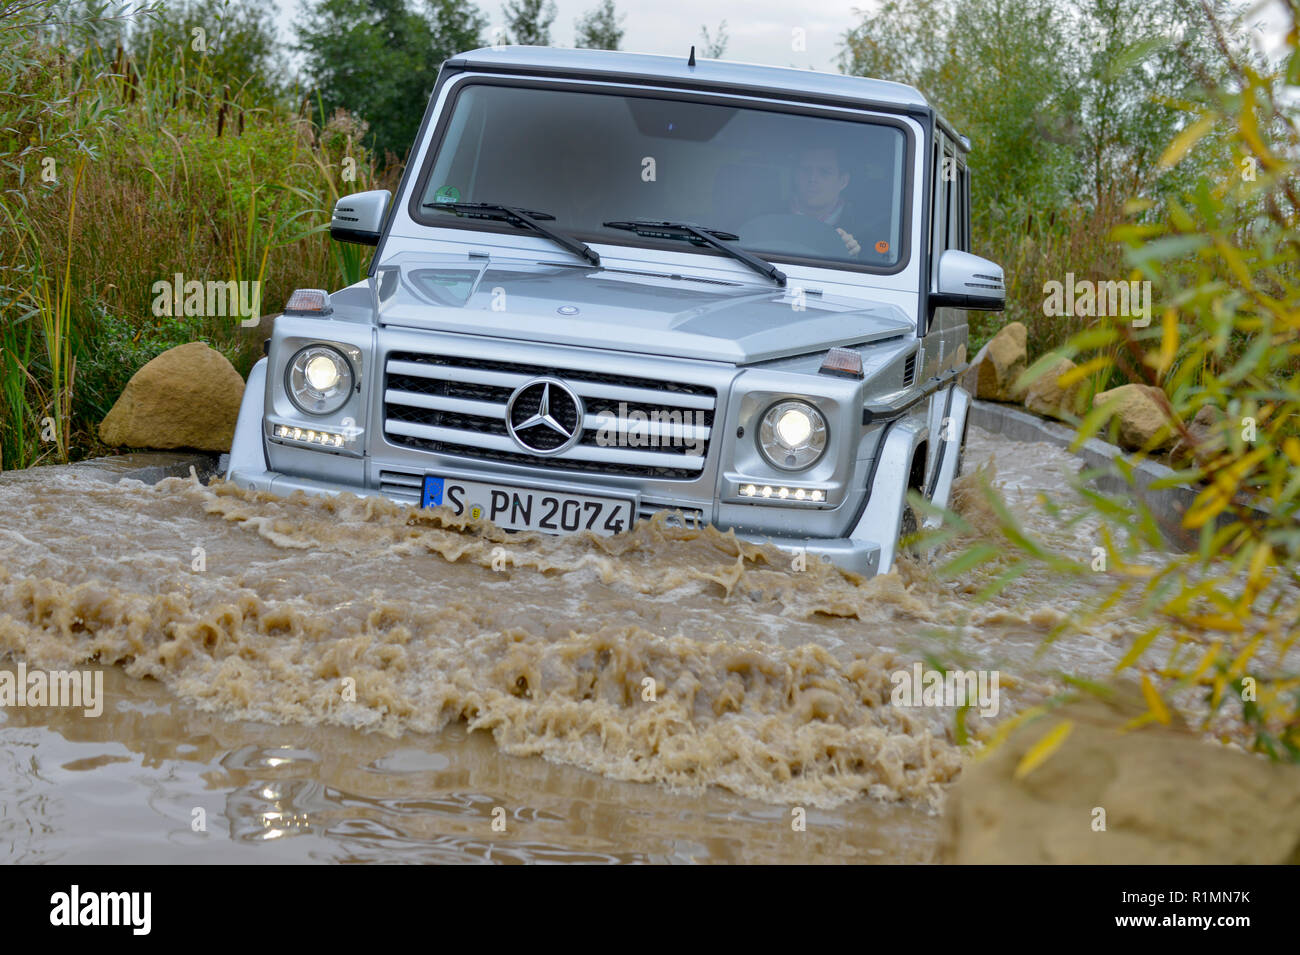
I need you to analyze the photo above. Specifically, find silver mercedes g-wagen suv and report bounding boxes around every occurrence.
[226,46,1005,578]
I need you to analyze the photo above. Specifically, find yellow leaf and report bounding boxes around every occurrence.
[979,704,1049,758]
[1157,308,1179,378]
[1014,719,1074,779]
[1238,82,1277,168]
[1246,542,1273,591]
[1189,641,1223,682]
[1140,673,1171,725]
[1122,711,1158,732]
[1211,673,1227,707]
[1057,354,1110,388]
[1184,447,1269,529]
[1115,625,1161,672]
[1211,235,1255,291]
[1228,635,1263,677]
[1158,115,1215,170]
[1183,614,1245,632]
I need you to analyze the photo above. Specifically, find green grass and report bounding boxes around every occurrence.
[0,2,387,468]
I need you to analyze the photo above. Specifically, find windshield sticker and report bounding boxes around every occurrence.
[433,184,461,204]
[875,240,890,254]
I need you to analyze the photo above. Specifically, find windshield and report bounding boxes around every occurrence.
[414,82,910,271]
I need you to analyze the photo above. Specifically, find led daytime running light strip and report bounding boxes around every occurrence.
[274,424,346,448]
[739,484,825,502]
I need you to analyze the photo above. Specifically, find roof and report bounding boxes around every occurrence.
[445,46,933,114]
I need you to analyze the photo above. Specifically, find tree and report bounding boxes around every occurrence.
[502,0,555,46]
[838,0,1245,232]
[835,0,1245,357]
[129,0,283,106]
[295,0,486,160]
[574,0,622,51]
[840,0,1076,238]
[1073,0,1245,208]
[697,20,727,59]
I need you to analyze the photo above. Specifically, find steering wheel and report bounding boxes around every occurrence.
[737,213,853,259]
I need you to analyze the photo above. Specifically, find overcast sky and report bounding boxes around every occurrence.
[271,0,1292,77]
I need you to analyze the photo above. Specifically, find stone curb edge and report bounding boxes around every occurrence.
[969,399,1208,548]
[0,452,222,488]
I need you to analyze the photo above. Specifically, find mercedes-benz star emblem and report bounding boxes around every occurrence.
[505,378,584,455]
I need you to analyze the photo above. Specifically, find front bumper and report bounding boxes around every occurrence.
[228,460,883,574]
[228,357,963,579]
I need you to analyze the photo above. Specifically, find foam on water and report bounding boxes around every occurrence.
[0,428,1168,826]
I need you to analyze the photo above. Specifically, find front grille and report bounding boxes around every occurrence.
[384,352,716,480]
[638,502,705,527]
[379,469,422,504]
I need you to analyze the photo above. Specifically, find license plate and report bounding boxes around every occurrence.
[421,476,634,536]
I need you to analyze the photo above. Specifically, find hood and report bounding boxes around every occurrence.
[373,252,915,365]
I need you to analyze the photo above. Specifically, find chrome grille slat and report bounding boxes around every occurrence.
[385,419,706,471]
[378,469,423,504]
[638,503,704,527]
[387,359,715,410]
[385,388,503,419]
[384,351,717,480]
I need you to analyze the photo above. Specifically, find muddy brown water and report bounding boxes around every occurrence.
[0,427,1203,863]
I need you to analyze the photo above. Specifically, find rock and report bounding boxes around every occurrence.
[99,342,245,452]
[1171,404,1228,468]
[941,686,1300,864]
[1092,383,1174,450]
[963,322,1027,402]
[1024,356,1083,421]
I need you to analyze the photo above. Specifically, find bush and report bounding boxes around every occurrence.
[0,0,387,469]
[925,2,1300,762]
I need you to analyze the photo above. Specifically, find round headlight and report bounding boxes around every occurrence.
[287,345,353,415]
[758,400,827,470]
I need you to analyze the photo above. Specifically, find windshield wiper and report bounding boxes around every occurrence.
[602,219,786,287]
[424,201,600,266]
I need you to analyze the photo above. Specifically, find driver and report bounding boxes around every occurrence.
[789,145,881,260]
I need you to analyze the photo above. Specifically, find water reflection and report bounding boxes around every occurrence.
[0,668,939,863]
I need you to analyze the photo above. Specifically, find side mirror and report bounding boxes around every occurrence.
[330,190,391,246]
[931,250,1005,311]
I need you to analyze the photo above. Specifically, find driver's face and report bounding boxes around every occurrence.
[794,149,849,211]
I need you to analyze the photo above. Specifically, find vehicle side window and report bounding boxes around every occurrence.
[944,146,960,252]
[964,166,972,250]
[930,137,945,286]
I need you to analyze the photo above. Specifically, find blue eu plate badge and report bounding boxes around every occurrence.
[421,476,444,508]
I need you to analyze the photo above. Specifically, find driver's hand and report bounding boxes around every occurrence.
[836,228,861,257]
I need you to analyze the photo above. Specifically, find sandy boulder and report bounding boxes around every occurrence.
[941,687,1300,864]
[99,341,245,452]
[1023,355,1083,421]
[1092,383,1174,450]
[962,322,1027,402]
[1171,403,1228,468]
